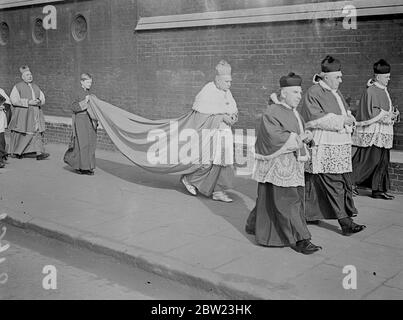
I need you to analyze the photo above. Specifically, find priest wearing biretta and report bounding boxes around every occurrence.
[300,55,366,235]
[352,59,399,200]
[245,72,322,254]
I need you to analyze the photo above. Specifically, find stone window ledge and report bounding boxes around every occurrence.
[0,0,63,10]
[135,0,403,31]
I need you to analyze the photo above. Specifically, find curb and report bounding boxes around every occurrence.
[4,213,296,300]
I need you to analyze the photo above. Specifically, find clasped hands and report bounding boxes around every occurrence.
[28,98,41,106]
[382,108,400,124]
[391,107,400,123]
[297,130,314,148]
[222,113,238,126]
[343,114,355,127]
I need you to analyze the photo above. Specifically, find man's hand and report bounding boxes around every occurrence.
[223,114,235,126]
[28,99,40,106]
[85,95,90,103]
[392,106,400,123]
[300,130,313,144]
[344,115,355,127]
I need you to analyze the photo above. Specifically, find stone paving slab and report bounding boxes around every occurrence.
[1,143,402,300]
[364,286,403,300]
[282,263,386,300]
[385,270,403,290]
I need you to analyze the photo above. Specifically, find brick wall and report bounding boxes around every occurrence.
[0,0,138,117]
[389,162,403,193]
[136,15,403,146]
[44,122,117,152]
[0,1,402,148]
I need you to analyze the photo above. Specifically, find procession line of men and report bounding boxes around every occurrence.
[246,55,399,255]
[0,56,399,256]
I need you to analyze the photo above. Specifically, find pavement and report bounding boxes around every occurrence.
[1,143,402,300]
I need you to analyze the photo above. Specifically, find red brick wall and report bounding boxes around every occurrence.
[0,1,402,148]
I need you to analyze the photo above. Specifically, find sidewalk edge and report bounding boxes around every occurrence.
[4,214,291,300]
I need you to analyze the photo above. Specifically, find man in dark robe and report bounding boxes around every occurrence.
[245,72,322,254]
[8,65,49,160]
[64,73,98,175]
[352,59,399,200]
[300,55,366,235]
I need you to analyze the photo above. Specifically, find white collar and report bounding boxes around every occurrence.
[373,81,387,90]
[270,93,294,110]
[319,80,337,93]
[367,78,388,90]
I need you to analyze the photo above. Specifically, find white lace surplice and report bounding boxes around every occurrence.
[352,122,393,149]
[253,152,305,187]
[352,82,394,149]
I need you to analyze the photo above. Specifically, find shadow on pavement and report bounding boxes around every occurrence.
[314,221,343,235]
[96,157,258,245]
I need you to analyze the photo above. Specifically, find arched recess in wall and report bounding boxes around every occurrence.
[32,18,45,44]
[0,22,10,46]
[71,14,88,42]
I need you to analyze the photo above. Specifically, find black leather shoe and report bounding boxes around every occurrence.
[352,186,359,197]
[15,154,23,159]
[245,225,255,235]
[383,192,395,200]
[292,240,322,255]
[0,162,4,168]
[372,191,394,200]
[81,169,94,176]
[341,222,366,236]
[36,153,50,160]
[306,220,320,225]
